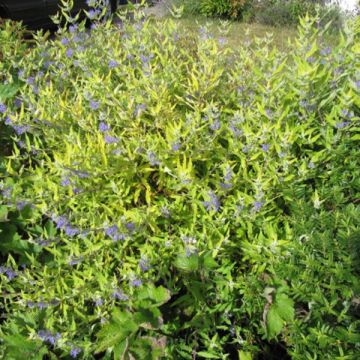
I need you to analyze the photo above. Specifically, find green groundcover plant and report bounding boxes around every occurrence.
[0,1,359,359]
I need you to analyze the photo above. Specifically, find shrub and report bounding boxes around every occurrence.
[0,4,359,360]
[176,0,250,19]
[245,0,344,28]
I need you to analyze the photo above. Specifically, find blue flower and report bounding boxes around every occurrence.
[147,151,160,166]
[105,225,125,241]
[104,135,119,144]
[261,144,270,152]
[210,119,221,131]
[13,124,30,135]
[218,37,227,45]
[108,60,118,69]
[203,191,220,212]
[253,201,263,212]
[0,266,17,280]
[61,37,70,45]
[335,121,350,129]
[66,48,74,58]
[306,56,315,63]
[94,298,104,306]
[69,24,78,33]
[171,142,181,151]
[112,289,129,301]
[68,257,83,266]
[26,301,36,308]
[14,98,22,108]
[16,201,31,210]
[38,330,60,345]
[131,278,142,287]
[134,103,146,117]
[229,121,242,137]
[88,9,100,20]
[320,47,331,56]
[65,225,79,237]
[27,76,35,85]
[125,221,136,233]
[61,177,71,186]
[139,258,150,272]
[52,215,68,229]
[90,100,100,110]
[37,301,49,309]
[220,182,232,189]
[70,347,82,358]
[2,187,12,199]
[0,103,6,114]
[99,122,110,132]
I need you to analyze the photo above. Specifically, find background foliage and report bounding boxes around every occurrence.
[176,0,346,27]
[0,2,359,359]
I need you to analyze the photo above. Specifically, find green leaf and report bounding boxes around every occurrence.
[0,82,21,101]
[3,334,47,360]
[238,351,252,360]
[134,308,161,329]
[201,252,218,270]
[174,254,199,272]
[197,351,220,359]
[267,306,284,338]
[96,308,138,353]
[275,293,295,323]
[0,205,8,221]
[113,339,128,360]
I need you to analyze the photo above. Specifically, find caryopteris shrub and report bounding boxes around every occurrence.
[0,3,359,359]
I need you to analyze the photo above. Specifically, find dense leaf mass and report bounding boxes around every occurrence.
[0,5,359,360]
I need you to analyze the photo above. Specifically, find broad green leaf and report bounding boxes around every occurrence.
[174,254,199,272]
[266,306,284,338]
[275,293,295,323]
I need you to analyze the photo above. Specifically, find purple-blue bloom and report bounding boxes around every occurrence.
[261,144,270,152]
[105,225,125,241]
[104,135,119,144]
[37,301,49,310]
[112,289,129,301]
[0,103,6,114]
[147,151,160,166]
[203,191,220,212]
[0,266,17,280]
[210,119,221,131]
[65,225,79,237]
[61,177,71,186]
[88,9,100,20]
[61,37,70,45]
[171,142,181,151]
[306,56,315,63]
[69,24,78,33]
[90,100,100,110]
[139,258,150,272]
[253,201,263,212]
[52,215,68,229]
[134,103,146,117]
[125,221,135,233]
[94,298,104,306]
[66,48,74,58]
[68,256,83,266]
[320,47,331,56]
[335,121,350,129]
[99,122,110,132]
[108,60,119,69]
[131,278,143,287]
[70,347,82,358]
